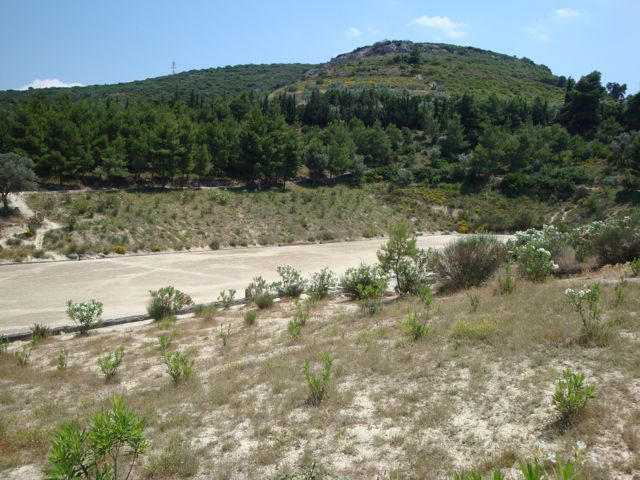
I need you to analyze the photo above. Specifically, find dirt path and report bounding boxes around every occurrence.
[0,193,62,254]
[0,235,510,334]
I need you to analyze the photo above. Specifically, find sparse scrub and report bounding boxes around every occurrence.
[273,265,307,298]
[194,304,216,321]
[553,369,596,423]
[44,396,147,480]
[450,316,498,343]
[433,236,506,290]
[143,434,198,479]
[97,347,124,381]
[164,351,194,385]
[287,319,302,340]
[293,299,310,327]
[307,268,336,300]
[217,288,236,308]
[0,334,8,353]
[147,286,193,321]
[66,299,103,335]
[303,353,334,406]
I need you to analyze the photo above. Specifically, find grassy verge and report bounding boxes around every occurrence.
[1,264,638,478]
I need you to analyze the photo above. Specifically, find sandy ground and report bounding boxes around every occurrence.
[0,234,507,334]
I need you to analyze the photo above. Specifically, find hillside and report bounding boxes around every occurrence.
[274,41,565,102]
[0,63,313,107]
[0,41,565,106]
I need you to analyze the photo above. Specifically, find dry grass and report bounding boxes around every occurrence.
[1,267,639,479]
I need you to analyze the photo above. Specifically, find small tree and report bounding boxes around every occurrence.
[0,153,37,210]
[377,220,419,295]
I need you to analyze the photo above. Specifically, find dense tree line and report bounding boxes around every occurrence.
[0,70,638,192]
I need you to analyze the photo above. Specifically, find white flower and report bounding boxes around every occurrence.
[546,451,556,463]
[576,440,587,450]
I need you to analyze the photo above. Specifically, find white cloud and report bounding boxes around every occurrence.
[19,78,84,90]
[554,8,580,21]
[345,27,362,38]
[524,26,550,41]
[409,15,468,39]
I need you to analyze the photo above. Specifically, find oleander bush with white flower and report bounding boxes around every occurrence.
[565,282,608,343]
[66,299,104,334]
[513,244,558,282]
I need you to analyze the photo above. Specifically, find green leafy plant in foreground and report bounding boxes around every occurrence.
[44,396,148,480]
[303,352,334,406]
[468,293,480,312]
[97,347,124,381]
[553,369,596,423]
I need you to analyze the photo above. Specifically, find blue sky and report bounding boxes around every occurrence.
[1,0,638,93]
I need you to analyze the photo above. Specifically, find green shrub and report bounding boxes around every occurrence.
[158,334,172,354]
[513,244,558,282]
[565,283,607,344]
[340,263,388,299]
[287,319,302,340]
[356,280,386,315]
[402,308,429,341]
[217,289,236,308]
[590,215,640,266]
[193,304,216,321]
[613,277,627,307]
[97,347,124,381]
[15,345,31,366]
[147,286,193,321]
[0,334,8,353]
[254,292,274,310]
[553,369,596,423]
[632,257,640,276]
[292,299,310,327]
[56,350,68,372]
[307,268,336,300]
[303,353,334,406]
[244,310,257,326]
[113,245,126,255]
[44,396,147,480]
[31,323,51,344]
[468,293,480,312]
[273,265,307,297]
[218,325,230,347]
[434,236,506,290]
[66,299,103,335]
[163,351,194,385]
[497,263,515,294]
[245,276,275,308]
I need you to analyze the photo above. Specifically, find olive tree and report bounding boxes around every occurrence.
[0,153,37,210]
